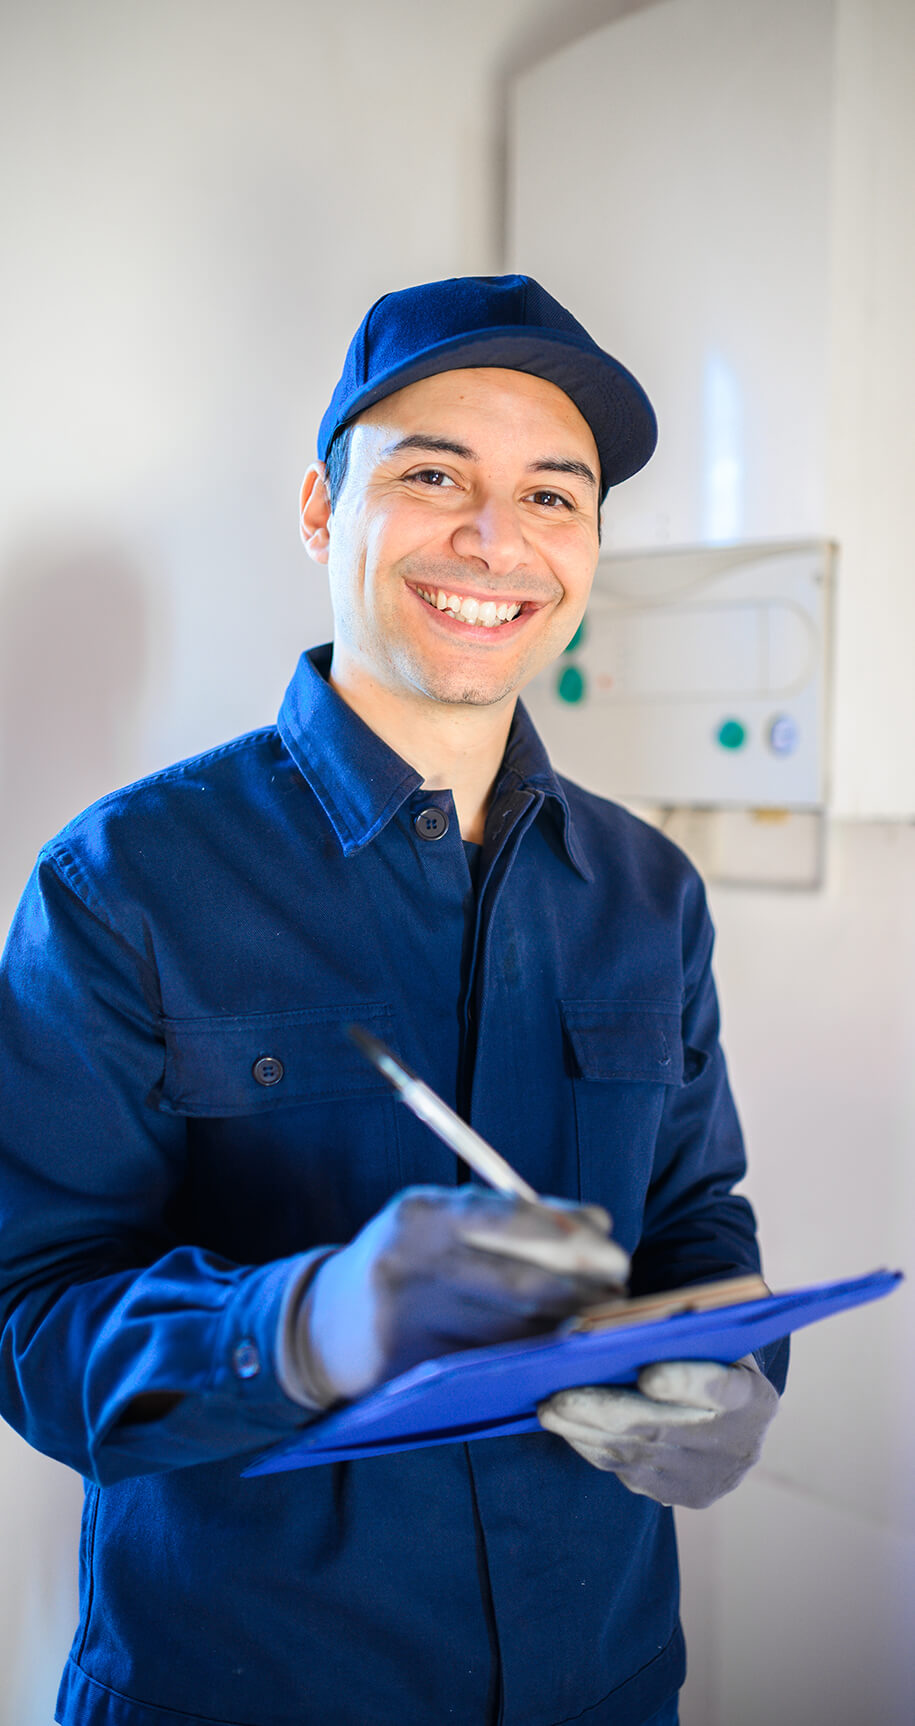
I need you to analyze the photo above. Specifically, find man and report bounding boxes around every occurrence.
[0,275,787,1726]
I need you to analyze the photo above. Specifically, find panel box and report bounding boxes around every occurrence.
[524,540,835,810]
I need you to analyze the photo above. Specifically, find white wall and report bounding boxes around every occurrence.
[1,4,912,1724]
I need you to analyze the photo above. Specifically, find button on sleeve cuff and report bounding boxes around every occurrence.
[213,1253,338,1422]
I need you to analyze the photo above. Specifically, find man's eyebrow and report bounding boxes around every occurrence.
[528,457,598,491]
[380,434,478,461]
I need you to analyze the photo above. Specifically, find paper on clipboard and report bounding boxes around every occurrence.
[242,1267,901,1476]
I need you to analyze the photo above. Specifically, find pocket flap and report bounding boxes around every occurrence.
[561,1001,684,1084]
[158,1002,396,1116]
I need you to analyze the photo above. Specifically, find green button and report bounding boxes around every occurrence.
[717,718,747,750]
[563,618,587,654]
[557,665,586,704]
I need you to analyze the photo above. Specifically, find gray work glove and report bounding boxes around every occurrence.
[285,1185,629,1406]
[538,1355,778,1508]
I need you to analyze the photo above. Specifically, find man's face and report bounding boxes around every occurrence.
[312,366,602,714]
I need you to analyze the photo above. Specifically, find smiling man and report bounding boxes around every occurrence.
[301,364,604,841]
[0,276,787,1726]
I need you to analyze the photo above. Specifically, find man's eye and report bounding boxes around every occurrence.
[529,490,573,510]
[407,468,456,488]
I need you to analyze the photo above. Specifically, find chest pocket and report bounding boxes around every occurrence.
[156,1002,403,1260]
[560,1000,685,1254]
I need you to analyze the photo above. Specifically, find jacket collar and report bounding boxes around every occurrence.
[277,645,591,879]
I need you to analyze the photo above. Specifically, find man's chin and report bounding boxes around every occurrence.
[413,673,521,709]
[392,640,542,711]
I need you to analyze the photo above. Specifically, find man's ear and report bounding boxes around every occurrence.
[300,463,331,564]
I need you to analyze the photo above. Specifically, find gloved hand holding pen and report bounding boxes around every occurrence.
[279,1028,631,1408]
[283,1185,630,1407]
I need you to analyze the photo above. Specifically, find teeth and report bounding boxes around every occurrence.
[415,586,523,627]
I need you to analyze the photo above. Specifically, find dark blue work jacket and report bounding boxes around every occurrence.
[0,645,787,1726]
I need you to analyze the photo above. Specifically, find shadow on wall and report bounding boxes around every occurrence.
[0,1423,84,1726]
[0,536,151,928]
[0,538,152,1720]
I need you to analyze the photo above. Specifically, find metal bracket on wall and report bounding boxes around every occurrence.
[638,805,827,891]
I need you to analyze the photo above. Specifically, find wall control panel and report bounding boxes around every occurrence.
[524,541,835,809]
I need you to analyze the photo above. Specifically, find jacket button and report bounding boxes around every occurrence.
[232,1338,261,1379]
[253,1055,284,1086]
[413,806,449,841]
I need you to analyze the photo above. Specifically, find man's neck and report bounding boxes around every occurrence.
[328,656,515,844]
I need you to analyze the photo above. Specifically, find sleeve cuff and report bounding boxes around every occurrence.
[210,1250,339,1420]
[274,1248,342,1409]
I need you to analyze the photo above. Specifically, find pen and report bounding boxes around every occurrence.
[347,1024,540,1202]
[347,1026,630,1286]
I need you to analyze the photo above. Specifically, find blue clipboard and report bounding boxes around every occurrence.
[243,1268,901,1476]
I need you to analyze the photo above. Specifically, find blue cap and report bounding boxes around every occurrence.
[318,274,657,499]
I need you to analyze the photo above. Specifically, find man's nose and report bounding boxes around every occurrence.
[450,495,529,575]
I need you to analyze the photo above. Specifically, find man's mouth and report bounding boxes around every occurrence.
[412,585,525,629]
